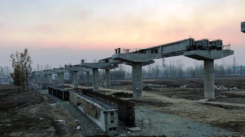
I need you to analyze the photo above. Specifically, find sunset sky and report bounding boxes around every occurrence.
[0,0,244,69]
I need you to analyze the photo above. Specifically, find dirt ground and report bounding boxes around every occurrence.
[85,77,245,136]
[1,76,245,137]
[0,85,81,137]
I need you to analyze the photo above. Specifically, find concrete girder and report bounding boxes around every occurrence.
[112,53,161,63]
[125,60,155,67]
[82,62,111,69]
[184,50,234,60]
[65,66,90,72]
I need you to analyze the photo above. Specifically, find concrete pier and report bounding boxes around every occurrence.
[132,63,143,100]
[105,69,110,87]
[59,73,64,86]
[204,59,214,99]
[45,75,48,82]
[48,74,52,83]
[73,71,78,89]
[93,68,99,91]
[86,72,90,86]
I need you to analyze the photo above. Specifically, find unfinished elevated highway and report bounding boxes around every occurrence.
[110,38,234,100]
[32,38,234,101]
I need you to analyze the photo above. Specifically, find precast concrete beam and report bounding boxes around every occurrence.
[65,65,90,72]
[92,68,99,91]
[242,21,245,33]
[82,62,111,69]
[184,50,234,60]
[125,60,154,67]
[204,59,215,99]
[132,63,143,101]
[112,53,161,63]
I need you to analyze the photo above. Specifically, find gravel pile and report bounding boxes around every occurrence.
[129,107,233,137]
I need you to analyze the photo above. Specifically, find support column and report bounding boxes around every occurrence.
[48,74,52,83]
[204,59,215,99]
[45,75,48,82]
[60,73,64,87]
[86,71,90,86]
[132,63,143,101]
[73,71,78,89]
[37,75,40,83]
[93,68,99,91]
[105,69,110,88]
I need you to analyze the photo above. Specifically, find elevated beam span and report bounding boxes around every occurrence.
[64,64,90,72]
[113,38,232,60]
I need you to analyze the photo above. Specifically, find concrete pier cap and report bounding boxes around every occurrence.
[112,53,160,101]
[184,50,234,99]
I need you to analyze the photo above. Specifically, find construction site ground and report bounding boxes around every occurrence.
[91,77,245,137]
[0,76,245,137]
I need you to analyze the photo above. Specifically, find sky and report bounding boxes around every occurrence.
[0,0,245,70]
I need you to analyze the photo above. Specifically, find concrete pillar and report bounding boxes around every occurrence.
[37,75,40,83]
[73,71,78,89]
[132,63,143,100]
[93,68,99,91]
[48,74,52,83]
[45,75,48,82]
[204,59,215,99]
[105,69,110,87]
[86,71,90,86]
[60,73,64,87]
